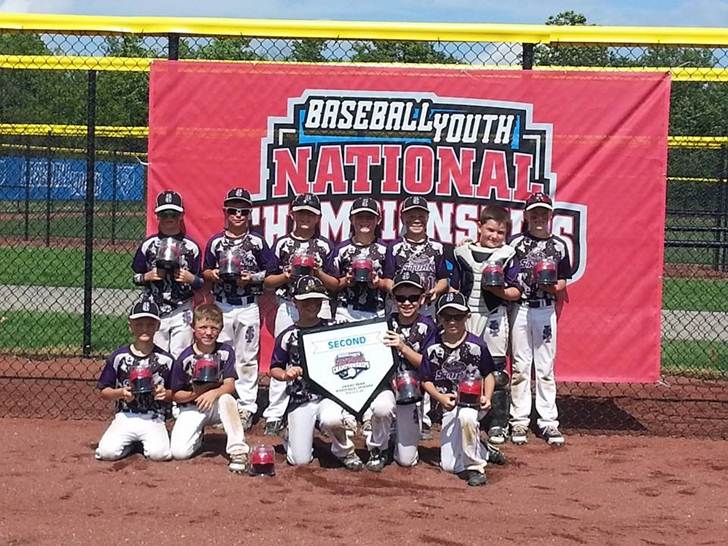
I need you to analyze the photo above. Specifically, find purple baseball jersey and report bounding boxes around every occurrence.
[419,333,495,395]
[508,233,572,302]
[328,238,389,313]
[271,235,336,300]
[97,345,174,416]
[383,237,448,293]
[170,342,237,393]
[389,313,439,372]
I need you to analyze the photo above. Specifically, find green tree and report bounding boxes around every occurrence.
[193,37,263,61]
[534,11,614,67]
[351,41,458,64]
[287,39,328,62]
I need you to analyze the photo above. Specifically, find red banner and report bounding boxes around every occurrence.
[148,61,670,383]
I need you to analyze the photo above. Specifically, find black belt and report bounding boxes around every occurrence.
[523,299,554,308]
[217,295,256,306]
[121,408,159,416]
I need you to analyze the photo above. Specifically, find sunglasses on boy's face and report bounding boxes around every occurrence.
[394,294,421,304]
[158,211,180,220]
[226,208,250,217]
[440,313,467,322]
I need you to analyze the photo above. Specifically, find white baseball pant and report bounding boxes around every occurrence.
[263,300,298,423]
[394,402,420,467]
[510,303,559,430]
[440,406,487,475]
[95,412,171,461]
[365,390,395,451]
[170,393,249,459]
[217,300,260,415]
[284,398,357,465]
[154,301,194,358]
[467,304,509,358]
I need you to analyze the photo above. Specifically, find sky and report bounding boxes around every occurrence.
[0,0,727,27]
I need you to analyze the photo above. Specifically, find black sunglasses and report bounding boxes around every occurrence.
[226,208,251,216]
[158,211,180,219]
[394,294,421,304]
[440,313,467,322]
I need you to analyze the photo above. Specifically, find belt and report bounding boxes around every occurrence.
[121,408,158,415]
[523,299,554,308]
[217,295,256,306]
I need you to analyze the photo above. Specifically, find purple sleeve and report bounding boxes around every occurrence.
[382,244,395,279]
[421,321,438,352]
[450,257,462,290]
[557,247,573,280]
[504,260,520,287]
[97,356,117,389]
[203,238,217,271]
[418,351,434,382]
[221,347,237,380]
[320,241,336,276]
[187,241,202,275]
[257,240,278,274]
[131,244,148,274]
[435,252,448,280]
[270,333,289,370]
[327,244,342,277]
[478,343,496,377]
[169,359,191,392]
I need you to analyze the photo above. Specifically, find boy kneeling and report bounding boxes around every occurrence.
[420,293,496,487]
[269,275,363,471]
[169,303,250,473]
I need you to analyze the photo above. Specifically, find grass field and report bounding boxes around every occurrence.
[662,277,728,312]
[661,339,728,375]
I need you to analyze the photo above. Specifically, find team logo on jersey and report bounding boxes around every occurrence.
[332,351,370,380]
[258,90,587,283]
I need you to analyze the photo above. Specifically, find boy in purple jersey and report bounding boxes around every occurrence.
[508,192,572,447]
[420,292,496,487]
[201,188,277,431]
[169,304,249,474]
[95,299,174,462]
[131,190,204,358]
[269,276,363,471]
[381,271,438,468]
[263,193,339,436]
[330,197,388,322]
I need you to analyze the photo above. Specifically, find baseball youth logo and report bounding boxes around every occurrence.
[332,351,370,380]
[259,90,588,282]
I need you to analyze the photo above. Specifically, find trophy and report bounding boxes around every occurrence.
[249,444,276,477]
[457,370,482,408]
[534,258,557,286]
[129,360,154,396]
[394,369,422,405]
[155,237,182,276]
[219,247,243,285]
[291,253,316,280]
[192,353,221,385]
[351,258,374,285]
[482,261,505,287]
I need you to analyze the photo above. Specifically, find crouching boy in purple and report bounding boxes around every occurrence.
[420,292,496,487]
[169,303,249,473]
[96,300,174,461]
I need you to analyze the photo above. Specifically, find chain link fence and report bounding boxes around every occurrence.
[0,21,726,429]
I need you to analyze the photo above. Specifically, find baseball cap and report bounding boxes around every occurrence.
[392,270,424,291]
[293,275,328,301]
[436,292,470,315]
[350,197,380,217]
[525,192,553,212]
[401,196,429,214]
[155,190,184,214]
[291,193,321,215]
[128,299,161,321]
[223,187,253,208]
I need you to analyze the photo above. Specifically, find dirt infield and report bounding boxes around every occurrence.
[1,418,726,545]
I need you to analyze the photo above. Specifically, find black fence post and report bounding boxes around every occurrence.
[83,70,97,357]
[522,43,534,70]
[45,134,52,247]
[111,150,118,245]
[168,33,180,60]
[720,145,728,272]
[23,143,31,240]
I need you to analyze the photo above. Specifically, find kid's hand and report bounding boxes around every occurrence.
[426,289,438,304]
[457,237,473,247]
[382,330,404,351]
[371,273,381,289]
[539,284,557,294]
[144,269,163,282]
[210,269,221,283]
[440,392,457,411]
[342,271,354,288]
[480,396,491,411]
[236,272,252,287]
[285,366,303,381]
[195,390,219,412]
[175,269,196,284]
[153,384,167,401]
[119,387,134,402]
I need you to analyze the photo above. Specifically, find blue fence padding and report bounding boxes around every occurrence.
[0,156,144,201]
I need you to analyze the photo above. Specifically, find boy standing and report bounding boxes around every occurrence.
[509,192,572,446]
[269,275,363,471]
[420,293,496,487]
[95,300,174,461]
[169,303,250,473]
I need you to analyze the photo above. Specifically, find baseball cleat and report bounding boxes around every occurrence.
[228,452,249,474]
[420,422,433,441]
[238,408,254,431]
[340,452,364,472]
[365,448,387,472]
[484,443,507,466]
[510,425,529,445]
[466,470,487,487]
[487,426,507,445]
[542,426,565,446]
[264,419,283,436]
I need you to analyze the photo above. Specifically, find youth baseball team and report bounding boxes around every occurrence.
[96,186,572,487]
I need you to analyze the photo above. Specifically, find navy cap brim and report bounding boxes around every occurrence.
[392,278,424,291]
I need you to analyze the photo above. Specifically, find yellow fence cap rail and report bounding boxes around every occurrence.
[0,13,727,45]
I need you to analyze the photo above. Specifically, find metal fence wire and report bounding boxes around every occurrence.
[0,18,726,432]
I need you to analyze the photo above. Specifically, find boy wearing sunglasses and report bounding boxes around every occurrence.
[420,292,496,487]
[201,188,277,430]
[132,190,204,358]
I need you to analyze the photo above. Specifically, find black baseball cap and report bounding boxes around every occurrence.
[392,271,424,291]
[155,190,184,214]
[128,299,161,321]
[293,275,328,301]
[401,196,429,214]
[350,197,380,217]
[525,192,553,212]
[436,292,469,315]
[291,193,321,215]
[223,187,253,208]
